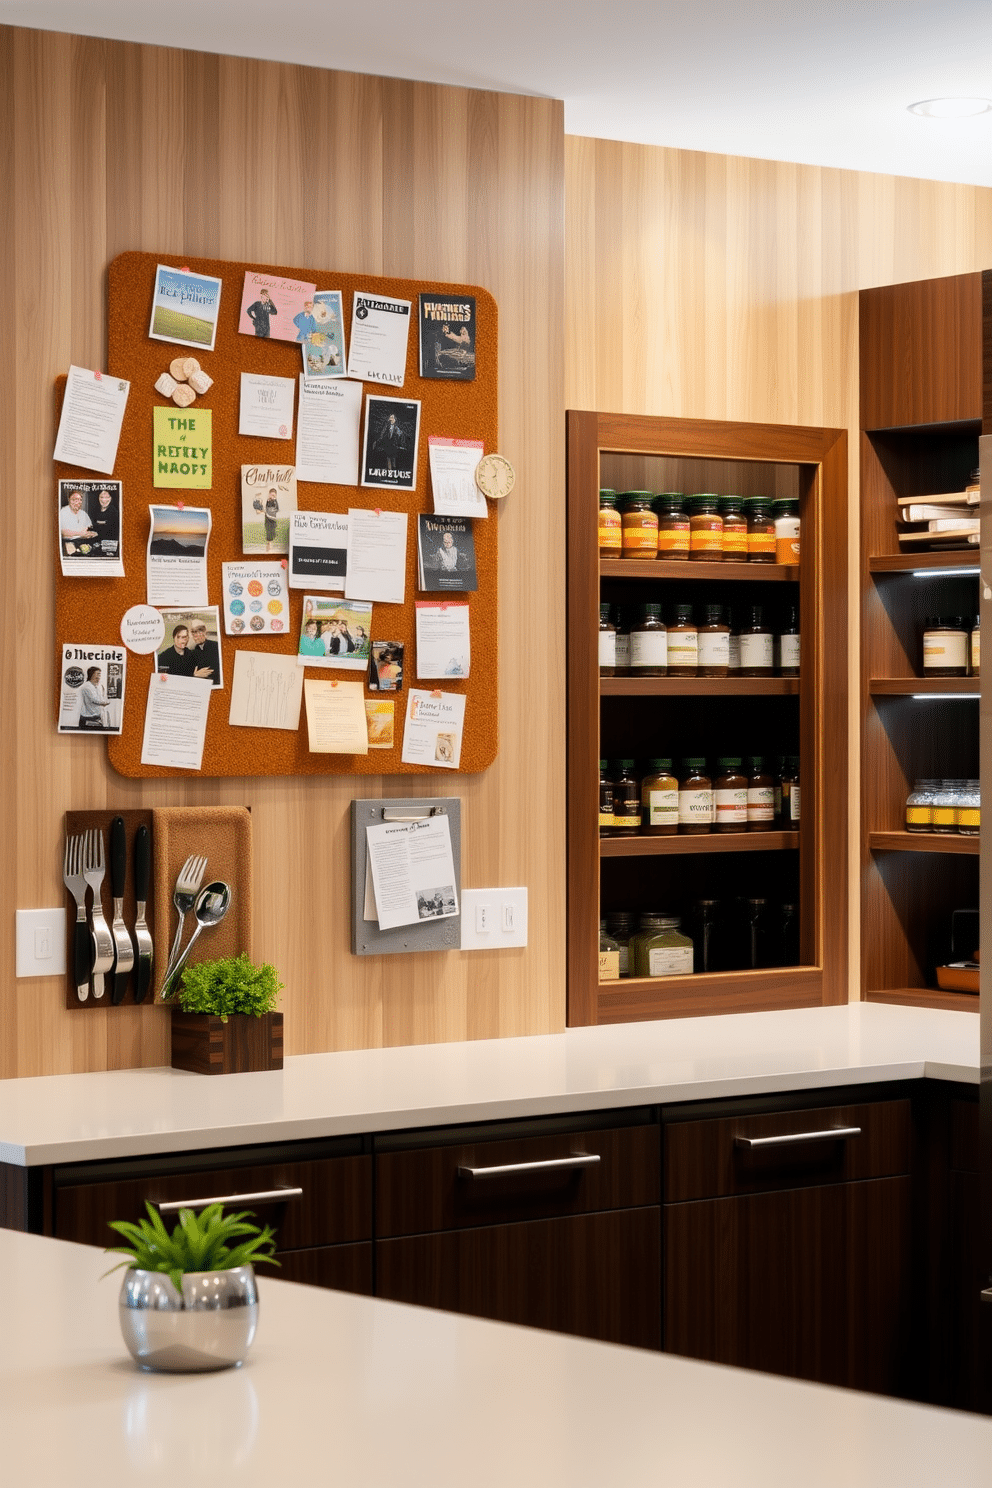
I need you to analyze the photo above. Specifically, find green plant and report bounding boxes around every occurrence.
[176,951,282,1020]
[105,1201,279,1291]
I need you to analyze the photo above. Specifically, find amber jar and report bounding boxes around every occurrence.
[654,494,690,561]
[780,755,801,825]
[697,604,730,677]
[598,490,621,557]
[678,758,713,834]
[611,760,641,836]
[777,605,800,677]
[719,496,747,561]
[922,616,969,677]
[598,759,616,836]
[738,605,774,676]
[629,603,668,676]
[686,494,724,562]
[667,604,698,676]
[620,492,658,559]
[714,757,748,832]
[971,614,980,677]
[641,757,679,836]
[745,497,776,563]
[598,601,616,676]
[745,755,775,830]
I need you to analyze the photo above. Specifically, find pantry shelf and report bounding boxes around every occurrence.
[869,678,980,696]
[600,559,800,582]
[869,831,979,856]
[600,831,799,857]
[600,677,799,697]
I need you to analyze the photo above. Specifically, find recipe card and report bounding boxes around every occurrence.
[140,671,212,771]
[415,601,470,678]
[345,508,408,605]
[53,365,130,474]
[296,376,362,485]
[304,678,368,753]
[239,373,295,439]
[347,291,411,385]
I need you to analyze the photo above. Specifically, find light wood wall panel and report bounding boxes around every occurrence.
[565,136,992,993]
[0,24,564,1077]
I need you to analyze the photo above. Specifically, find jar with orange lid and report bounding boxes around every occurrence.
[653,494,689,561]
[598,489,622,557]
[719,496,747,561]
[685,494,723,562]
[619,492,658,559]
[744,497,776,563]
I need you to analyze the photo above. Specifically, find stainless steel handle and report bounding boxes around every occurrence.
[156,1187,304,1212]
[735,1126,862,1150]
[457,1154,601,1179]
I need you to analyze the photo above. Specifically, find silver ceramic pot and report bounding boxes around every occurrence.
[119,1265,259,1373]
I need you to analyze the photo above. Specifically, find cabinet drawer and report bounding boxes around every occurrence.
[376,1123,659,1238]
[664,1099,911,1202]
[54,1153,372,1251]
[274,1241,373,1296]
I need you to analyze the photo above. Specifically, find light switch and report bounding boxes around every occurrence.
[461,889,527,950]
[16,909,67,977]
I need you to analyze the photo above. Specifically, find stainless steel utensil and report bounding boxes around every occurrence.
[109,816,134,1005]
[82,828,115,1000]
[133,825,153,1005]
[161,881,232,1001]
[164,854,208,988]
[62,832,92,1002]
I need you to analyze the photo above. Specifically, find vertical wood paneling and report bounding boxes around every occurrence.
[565,136,992,995]
[2,24,563,1077]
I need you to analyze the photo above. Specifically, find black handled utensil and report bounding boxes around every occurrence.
[133,825,153,1004]
[109,816,134,1005]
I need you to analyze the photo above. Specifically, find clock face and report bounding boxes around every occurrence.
[475,453,515,501]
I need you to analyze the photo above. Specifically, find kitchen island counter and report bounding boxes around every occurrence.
[0,1001,978,1166]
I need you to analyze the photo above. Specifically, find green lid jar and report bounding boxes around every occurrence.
[598,489,621,557]
[619,491,658,560]
[719,495,747,560]
[653,493,689,561]
[744,497,776,563]
[685,493,723,562]
[632,912,694,979]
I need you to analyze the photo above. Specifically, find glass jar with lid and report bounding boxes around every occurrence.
[629,603,667,676]
[641,757,679,836]
[971,614,980,677]
[598,759,616,837]
[632,912,694,979]
[713,757,748,832]
[719,496,747,561]
[697,604,730,677]
[685,494,723,562]
[667,604,698,675]
[604,910,637,976]
[598,601,616,676]
[905,778,938,833]
[654,494,689,561]
[678,758,713,834]
[772,497,801,564]
[613,605,631,675]
[598,920,620,982]
[598,490,621,557]
[922,617,969,677]
[744,497,776,563]
[745,755,775,830]
[738,605,774,676]
[958,779,980,836]
[931,778,960,834]
[610,760,641,836]
[619,491,658,559]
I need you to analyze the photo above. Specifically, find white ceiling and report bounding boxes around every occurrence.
[5,0,992,186]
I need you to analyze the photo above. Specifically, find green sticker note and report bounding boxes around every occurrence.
[153,406,212,488]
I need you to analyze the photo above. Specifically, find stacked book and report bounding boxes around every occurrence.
[896,487,980,551]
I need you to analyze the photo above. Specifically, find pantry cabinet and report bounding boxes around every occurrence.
[566,411,849,1026]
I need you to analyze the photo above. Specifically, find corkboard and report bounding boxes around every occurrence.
[53,251,498,778]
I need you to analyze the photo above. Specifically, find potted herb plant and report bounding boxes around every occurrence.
[107,1201,278,1372]
[170,952,284,1075]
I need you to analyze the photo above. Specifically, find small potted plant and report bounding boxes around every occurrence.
[107,1201,279,1372]
[170,952,284,1075]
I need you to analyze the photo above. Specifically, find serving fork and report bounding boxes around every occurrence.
[164,854,208,989]
[62,832,92,1001]
[83,828,116,1000]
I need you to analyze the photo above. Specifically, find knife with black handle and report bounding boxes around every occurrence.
[109,816,134,1005]
[133,825,153,1005]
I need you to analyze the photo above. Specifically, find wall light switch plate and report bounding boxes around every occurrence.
[15,908,67,977]
[460,888,527,950]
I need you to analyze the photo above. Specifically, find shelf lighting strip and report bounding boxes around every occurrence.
[911,567,980,578]
[910,693,980,701]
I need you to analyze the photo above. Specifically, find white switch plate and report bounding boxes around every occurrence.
[15,908,67,977]
[460,888,528,950]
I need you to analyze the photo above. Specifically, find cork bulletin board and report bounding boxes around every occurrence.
[53,251,499,778]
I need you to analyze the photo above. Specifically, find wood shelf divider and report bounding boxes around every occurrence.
[600,559,799,582]
[600,831,799,858]
[870,678,980,696]
[863,986,979,1015]
[601,677,799,698]
[868,552,981,574]
[869,831,980,856]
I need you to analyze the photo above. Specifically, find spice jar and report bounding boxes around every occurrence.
[605,910,636,976]
[971,614,980,677]
[678,758,713,834]
[772,497,801,564]
[958,779,980,836]
[727,608,741,671]
[620,491,658,559]
[613,605,631,675]
[923,616,969,677]
[598,759,616,837]
[745,898,772,968]
[685,900,721,973]
[667,604,698,676]
[697,604,730,677]
[685,494,723,562]
[776,606,800,677]
[632,913,694,979]
[905,778,937,833]
[738,605,774,676]
[641,757,679,836]
[780,755,801,825]
[598,490,621,558]
[778,903,800,967]
[598,602,616,676]
[611,760,641,836]
[714,757,748,832]
[629,603,667,676]
[745,497,776,563]
[598,921,620,982]
[719,496,747,561]
[654,494,690,561]
[931,779,959,834]
[745,755,775,830]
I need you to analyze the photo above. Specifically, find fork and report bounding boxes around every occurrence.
[164,854,208,988]
[62,833,92,1001]
[82,828,116,1000]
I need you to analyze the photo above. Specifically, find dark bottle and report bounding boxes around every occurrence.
[667,604,698,676]
[738,605,774,677]
[697,604,730,677]
[781,755,801,825]
[678,757,713,834]
[777,605,800,677]
[745,497,776,563]
[629,603,668,676]
[779,903,800,967]
[598,602,616,677]
[746,897,773,968]
[613,605,631,675]
[686,899,721,974]
[598,760,616,837]
[611,759,641,837]
[713,757,748,832]
[745,754,775,831]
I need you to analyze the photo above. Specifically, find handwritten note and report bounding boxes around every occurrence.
[229,652,303,731]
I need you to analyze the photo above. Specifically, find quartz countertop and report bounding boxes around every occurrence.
[0,1001,978,1166]
[1,1227,990,1486]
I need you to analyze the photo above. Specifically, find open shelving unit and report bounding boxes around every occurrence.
[859,271,984,1015]
[566,411,848,1026]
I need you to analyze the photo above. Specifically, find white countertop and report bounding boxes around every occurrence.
[0,1002,979,1166]
[1,1227,989,1485]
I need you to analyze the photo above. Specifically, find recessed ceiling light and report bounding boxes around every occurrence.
[907,97,992,119]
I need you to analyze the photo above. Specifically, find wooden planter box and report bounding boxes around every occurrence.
[171,1011,284,1075]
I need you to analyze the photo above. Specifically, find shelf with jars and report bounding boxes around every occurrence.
[567,410,848,1027]
[858,271,984,1015]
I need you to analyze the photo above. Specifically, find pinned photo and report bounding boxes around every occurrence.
[57,644,126,734]
[148,264,223,352]
[58,480,124,576]
[241,466,297,555]
[298,596,372,671]
[369,641,404,691]
[238,270,317,343]
[301,290,347,380]
[155,607,224,689]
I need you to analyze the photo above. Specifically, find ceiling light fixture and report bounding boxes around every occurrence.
[907,97,992,119]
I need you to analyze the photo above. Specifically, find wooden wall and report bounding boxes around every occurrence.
[564,137,992,989]
[0,25,564,1076]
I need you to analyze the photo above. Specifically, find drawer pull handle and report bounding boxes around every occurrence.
[735,1126,862,1151]
[457,1154,601,1179]
[156,1187,304,1212]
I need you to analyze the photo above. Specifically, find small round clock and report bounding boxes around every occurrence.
[474,453,516,501]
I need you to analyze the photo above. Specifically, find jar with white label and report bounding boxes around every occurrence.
[641,757,679,836]
[613,606,631,675]
[632,913,694,979]
[678,757,713,834]
[776,606,800,677]
[739,605,774,676]
[698,604,730,677]
[922,616,969,677]
[667,604,698,676]
[714,757,748,832]
[598,602,616,676]
[598,921,620,982]
[604,910,636,976]
[727,609,741,671]
[745,755,776,830]
[629,603,668,676]
[772,498,801,564]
